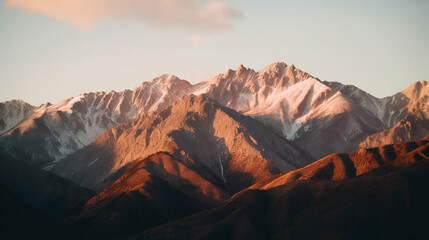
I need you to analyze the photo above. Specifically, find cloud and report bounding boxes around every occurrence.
[4,0,243,31]
[187,34,205,48]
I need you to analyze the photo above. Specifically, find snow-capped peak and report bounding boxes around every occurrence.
[3,61,426,168]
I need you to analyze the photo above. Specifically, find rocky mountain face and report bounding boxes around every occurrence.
[1,62,427,169]
[359,81,429,148]
[130,140,429,240]
[1,61,428,240]
[0,74,193,167]
[197,63,427,159]
[53,95,312,192]
[0,100,35,135]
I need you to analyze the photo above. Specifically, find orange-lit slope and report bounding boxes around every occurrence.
[254,140,429,190]
[53,95,311,192]
[73,152,229,238]
[130,140,429,240]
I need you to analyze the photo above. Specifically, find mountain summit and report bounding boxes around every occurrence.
[1,62,427,168]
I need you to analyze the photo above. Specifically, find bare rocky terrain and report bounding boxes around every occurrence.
[2,63,427,168]
[52,94,312,192]
[1,62,428,240]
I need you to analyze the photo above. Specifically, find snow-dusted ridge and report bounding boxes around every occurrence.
[0,74,193,165]
[1,62,427,167]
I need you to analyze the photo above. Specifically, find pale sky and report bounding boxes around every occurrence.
[1,0,428,106]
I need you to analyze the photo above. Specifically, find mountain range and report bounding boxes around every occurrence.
[1,61,428,239]
[1,62,427,169]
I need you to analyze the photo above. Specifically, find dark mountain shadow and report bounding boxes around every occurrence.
[0,183,70,240]
[0,150,94,216]
[379,143,397,161]
[336,153,357,177]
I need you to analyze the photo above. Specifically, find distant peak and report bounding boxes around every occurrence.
[236,64,255,76]
[0,99,31,106]
[144,74,193,89]
[37,102,52,109]
[415,80,428,86]
[259,62,288,74]
[268,61,288,69]
[400,80,429,99]
[224,68,236,78]
[405,80,428,91]
[151,74,180,83]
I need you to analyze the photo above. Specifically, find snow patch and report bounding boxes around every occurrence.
[57,95,85,113]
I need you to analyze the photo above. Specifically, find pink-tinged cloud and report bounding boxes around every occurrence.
[187,34,205,48]
[4,0,243,31]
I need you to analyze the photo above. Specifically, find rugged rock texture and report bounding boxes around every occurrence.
[1,62,428,239]
[360,113,429,148]
[53,95,311,192]
[0,100,35,134]
[130,140,429,240]
[360,80,429,148]
[197,63,385,158]
[1,62,427,168]
[0,74,192,166]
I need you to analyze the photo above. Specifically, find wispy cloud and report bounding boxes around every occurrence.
[187,34,205,48]
[4,0,243,31]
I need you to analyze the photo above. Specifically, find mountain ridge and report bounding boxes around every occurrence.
[1,61,427,170]
[52,94,312,192]
[128,139,429,240]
